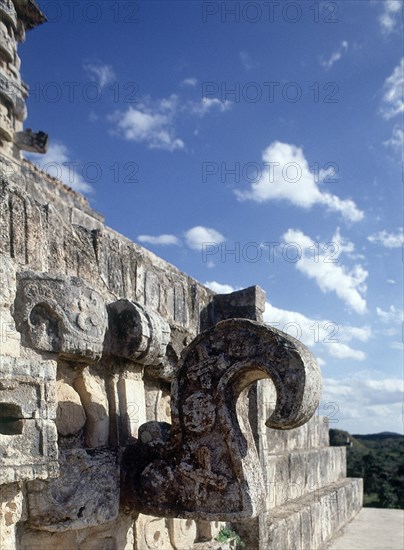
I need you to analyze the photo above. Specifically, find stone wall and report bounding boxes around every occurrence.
[0,158,225,549]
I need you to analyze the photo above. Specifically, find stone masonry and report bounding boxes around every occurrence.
[0,2,363,549]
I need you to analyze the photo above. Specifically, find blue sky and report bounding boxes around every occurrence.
[24,1,403,434]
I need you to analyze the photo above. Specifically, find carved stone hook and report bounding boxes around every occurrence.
[123,318,322,521]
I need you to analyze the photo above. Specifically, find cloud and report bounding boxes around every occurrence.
[109,91,231,150]
[184,226,225,250]
[195,279,370,361]
[322,374,403,432]
[324,375,402,408]
[383,125,404,151]
[109,95,185,151]
[239,51,259,70]
[83,61,116,88]
[25,142,93,193]
[235,142,364,222]
[281,228,368,314]
[205,281,237,294]
[320,41,348,70]
[368,229,403,248]
[190,97,232,116]
[137,234,180,246]
[264,301,368,360]
[376,305,403,324]
[327,342,365,361]
[135,225,227,250]
[379,0,402,35]
[391,341,404,350]
[381,58,404,120]
[181,77,198,87]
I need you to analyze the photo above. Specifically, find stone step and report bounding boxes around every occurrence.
[262,415,330,453]
[235,478,363,550]
[256,380,330,452]
[261,446,347,509]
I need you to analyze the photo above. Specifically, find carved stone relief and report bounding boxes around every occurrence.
[123,319,322,521]
[105,299,170,365]
[13,272,108,362]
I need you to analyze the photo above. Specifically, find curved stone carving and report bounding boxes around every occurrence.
[105,299,170,365]
[123,319,322,521]
[13,272,107,362]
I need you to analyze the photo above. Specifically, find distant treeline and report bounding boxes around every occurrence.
[330,429,404,509]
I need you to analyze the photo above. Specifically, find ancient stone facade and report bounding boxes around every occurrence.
[0,2,363,549]
[0,0,48,163]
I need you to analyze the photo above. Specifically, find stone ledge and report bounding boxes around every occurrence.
[262,446,347,510]
[235,478,363,550]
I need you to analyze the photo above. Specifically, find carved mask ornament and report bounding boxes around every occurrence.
[123,319,322,521]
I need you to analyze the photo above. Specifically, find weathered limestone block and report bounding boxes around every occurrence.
[13,271,107,362]
[0,419,58,484]
[257,379,329,453]
[20,512,135,550]
[116,366,147,442]
[236,478,362,550]
[204,285,266,328]
[168,518,197,549]
[27,448,119,531]
[105,299,170,365]
[19,528,78,550]
[0,482,25,550]
[74,367,109,448]
[0,255,21,357]
[0,357,58,484]
[124,319,322,521]
[55,379,86,437]
[76,512,135,550]
[134,514,174,550]
[144,383,171,424]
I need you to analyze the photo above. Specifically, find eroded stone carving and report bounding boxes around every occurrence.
[0,357,58,484]
[14,129,48,154]
[123,319,322,521]
[27,448,119,531]
[13,272,108,362]
[105,299,170,365]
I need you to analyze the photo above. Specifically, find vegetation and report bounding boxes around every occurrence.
[330,429,404,509]
[215,527,245,548]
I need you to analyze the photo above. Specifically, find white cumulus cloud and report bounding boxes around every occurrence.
[368,229,403,248]
[25,142,93,193]
[264,301,368,360]
[109,95,185,151]
[235,142,364,222]
[137,234,180,246]
[379,0,402,35]
[381,58,404,120]
[205,281,237,294]
[83,60,116,88]
[191,97,232,116]
[281,228,368,314]
[181,77,198,87]
[321,373,403,433]
[376,305,403,324]
[320,41,348,70]
[184,226,225,250]
[327,342,365,361]
[384,125,404,151]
